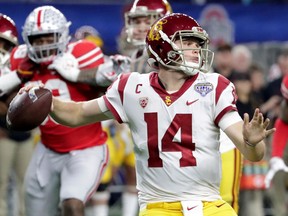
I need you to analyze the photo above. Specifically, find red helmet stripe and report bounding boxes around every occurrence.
[36,9,43,29]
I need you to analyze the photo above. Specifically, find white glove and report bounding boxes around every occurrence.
[96,55,131,87]
[265,157,288,188]
[96,56,118,87]
[110,54,131,75]
[48,53,80,82]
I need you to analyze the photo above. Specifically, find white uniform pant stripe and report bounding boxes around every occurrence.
[84,143,109,202]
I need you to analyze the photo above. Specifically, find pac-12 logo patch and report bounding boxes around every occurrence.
[139,97,148,108]
[194,82,213,96]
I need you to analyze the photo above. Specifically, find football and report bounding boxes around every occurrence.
[6,87,52,131]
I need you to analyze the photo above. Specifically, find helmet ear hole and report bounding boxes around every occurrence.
[168,51,176,59]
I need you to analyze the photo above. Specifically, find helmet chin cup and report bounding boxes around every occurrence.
[167,50,180,60]
[180,61,200,76]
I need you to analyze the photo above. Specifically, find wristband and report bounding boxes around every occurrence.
[244,139,257,148]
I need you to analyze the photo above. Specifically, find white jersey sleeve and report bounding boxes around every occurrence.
[103,73,131,123]
[219,112,242,153]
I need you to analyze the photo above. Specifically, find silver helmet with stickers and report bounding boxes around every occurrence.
[22,5,71,63]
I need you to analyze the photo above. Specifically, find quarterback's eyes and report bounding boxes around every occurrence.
[175,36,201,48]
[174,38,200,49]
[182,40,200,48]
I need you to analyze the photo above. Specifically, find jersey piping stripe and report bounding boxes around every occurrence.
[77,47,101,62]
[214,105,237,126]
[215,75,230,105]
[103,96,123,123]
[78,53,104,68]
[84,144,109,203]
[118,73,131,105]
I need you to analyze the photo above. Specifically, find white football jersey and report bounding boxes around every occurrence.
[219,129,236,153]
[103,72,241,208]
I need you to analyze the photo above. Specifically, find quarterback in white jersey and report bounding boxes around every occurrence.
[103,71,239,208]
[21,13,275,216]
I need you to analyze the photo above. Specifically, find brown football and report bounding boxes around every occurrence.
[6,87,52,131]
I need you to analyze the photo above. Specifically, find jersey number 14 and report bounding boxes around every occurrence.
[145,113,197,168]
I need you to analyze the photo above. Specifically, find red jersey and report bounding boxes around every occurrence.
[271,75,288,157]
[10,40,107,153]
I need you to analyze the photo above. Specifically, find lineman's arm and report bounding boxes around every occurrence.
[50,96,113,127]
[48,53,130,87]
[224,108,275,162]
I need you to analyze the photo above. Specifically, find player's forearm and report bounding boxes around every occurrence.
[225,121,266,162]
[50,97,84,127]
[50,97,111,127]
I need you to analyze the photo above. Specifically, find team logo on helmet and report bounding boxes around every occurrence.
[148,19,167,41]
[139,97,148,108]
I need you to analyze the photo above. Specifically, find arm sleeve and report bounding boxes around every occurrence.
[103,74,131,123]
[218,111,242,131]
[214,75,238,126]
